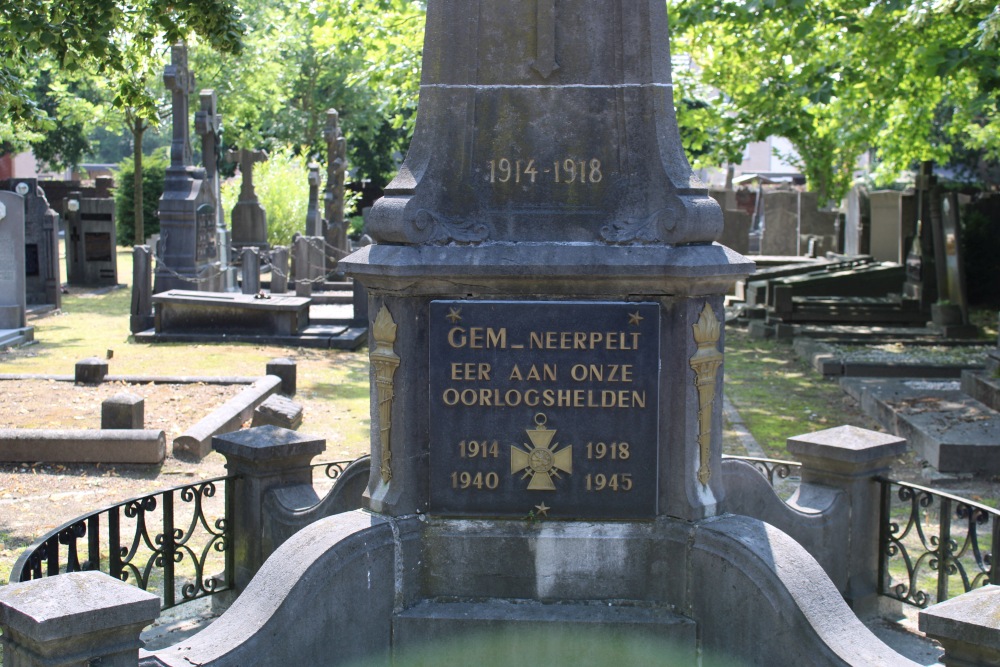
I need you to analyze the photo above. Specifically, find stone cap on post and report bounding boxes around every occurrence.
[0,570,159,666]
[214,425,324,474]
[787,425,907,481]
[919,585,1000,666]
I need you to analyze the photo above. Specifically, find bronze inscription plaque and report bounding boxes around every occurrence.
[428,300,659,519]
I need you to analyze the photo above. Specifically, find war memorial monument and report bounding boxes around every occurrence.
[3,1,990,665]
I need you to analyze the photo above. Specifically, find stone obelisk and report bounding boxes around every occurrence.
[343,0,752,522]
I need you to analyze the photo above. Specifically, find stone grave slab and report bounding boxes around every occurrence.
[153,290,310,336]
[0,190,33,345]
[2,179,61,306]
[840,377,1000,473]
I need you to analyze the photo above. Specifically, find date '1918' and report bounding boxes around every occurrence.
[488,158,603,185]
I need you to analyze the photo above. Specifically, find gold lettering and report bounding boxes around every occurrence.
[447,327,467,348]
[574,332,587,349]
[529,332,544,349]
[451,362,493,381]
[509,364,524,381]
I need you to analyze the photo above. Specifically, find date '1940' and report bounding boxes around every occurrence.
[488,158,603,185]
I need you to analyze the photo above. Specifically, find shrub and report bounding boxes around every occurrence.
[115,148,168,246]
[221,148,309,247]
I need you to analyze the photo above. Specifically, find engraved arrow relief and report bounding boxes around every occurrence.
[532,0,559,78]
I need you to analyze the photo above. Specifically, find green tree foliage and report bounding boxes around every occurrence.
[115,149,168,246]
[1,0,244,142]
[193,0,425,186]
[670,0,1000,202]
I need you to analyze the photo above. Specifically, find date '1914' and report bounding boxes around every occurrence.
[488,158,603,185]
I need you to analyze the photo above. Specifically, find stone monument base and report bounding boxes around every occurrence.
[0,325,34,348]
[142,510,917,666]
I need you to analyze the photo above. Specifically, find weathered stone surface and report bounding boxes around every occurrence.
[172,376,281,459]
[131,245,155,333]
[154,43,218,293]
[0,190,27,329]
[265,357,297,396]
[227,148,269,253]
[75,357,108,384]
[0,571,158,667]
[102,392,145,429]
[920,585,1000,666]
[252,395,303,430]
[2,179,61,305]
[367,0,722,247]
[0,428,165,464]
[153,290,310,336]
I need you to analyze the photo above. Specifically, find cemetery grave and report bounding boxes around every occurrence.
[6,2,1000,665]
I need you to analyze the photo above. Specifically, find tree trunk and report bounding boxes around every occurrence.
[133,117,145,246]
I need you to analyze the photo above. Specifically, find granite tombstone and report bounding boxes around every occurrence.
[227,148,269,255]
[0,191,28,330]
[194,89,235,291]
[1,180,61,306]
[64,190,117,287]
[323,109,349,267]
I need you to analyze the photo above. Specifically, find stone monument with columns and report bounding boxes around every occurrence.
[118,2,931,665]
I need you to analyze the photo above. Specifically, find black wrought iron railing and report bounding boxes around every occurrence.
[12,476,234,610]
[878,477,999,608]
[12,458,359,610]
[723,454,801,487]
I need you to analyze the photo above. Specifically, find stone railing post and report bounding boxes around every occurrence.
[920,585,1000,666]
[214,425,325,593]
[0,571,159,667]
[785,425,907,616]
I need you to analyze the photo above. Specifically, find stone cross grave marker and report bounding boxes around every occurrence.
[227,148,269,253]
[163,43,194,169]
[323,109,348,262]
[194,89,233,290]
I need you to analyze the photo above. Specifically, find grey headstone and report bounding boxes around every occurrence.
[270,245,289,294]
[227,148,269,254]
[759,190,799,256]
[323,109,349,264]
[102,392,144,429]
[869,190,917,264]
[241,247,261,295]
[293,235,324,297]
[2,179,61,307]
[130,245,155,333]
[306,162,324,237]
[0,191,27,329]
[66,193,117,286]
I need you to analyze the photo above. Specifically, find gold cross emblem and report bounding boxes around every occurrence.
[511,413,572,491]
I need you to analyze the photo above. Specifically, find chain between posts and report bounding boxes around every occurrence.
[150,236,353,287]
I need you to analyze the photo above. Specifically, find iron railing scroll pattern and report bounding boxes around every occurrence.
[722,454,801,488]
[879,477,1000,608]
[14,476,233,610]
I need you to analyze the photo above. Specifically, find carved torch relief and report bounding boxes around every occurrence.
[371,305,400,484]
[689,303,723,486]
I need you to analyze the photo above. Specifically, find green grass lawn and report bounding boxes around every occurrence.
[722,325,880,459]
